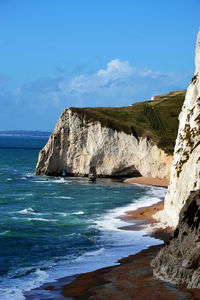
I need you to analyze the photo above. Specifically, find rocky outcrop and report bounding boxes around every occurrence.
[35,109,172,178]
[151,189,200,288]
[155,29,200,227]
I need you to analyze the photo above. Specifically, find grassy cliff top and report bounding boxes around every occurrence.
[70,90,186,154]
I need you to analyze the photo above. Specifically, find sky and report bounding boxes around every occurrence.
[0,0,200,131]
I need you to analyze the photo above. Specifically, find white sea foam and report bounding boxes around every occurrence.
[18,207,35,214]
[25,172,34,177]
[73,211,84,215]
[0,230,10,236]
[34,180,52,184]
[34,178,72,184]
[56,196,73,199]
[53,211,84,216]
[25,217,58,222]
[0,268,49,300]
[12,216,58,222]
[54,212,68,217]
[95,186,165,232]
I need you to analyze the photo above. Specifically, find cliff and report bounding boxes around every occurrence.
[151,29,200,289]
[151,190,200,288]
[155,29,200,227]
[35,91,185,178]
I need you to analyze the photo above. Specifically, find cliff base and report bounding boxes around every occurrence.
[152,189,200,288]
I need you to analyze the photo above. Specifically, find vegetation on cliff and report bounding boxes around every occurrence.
[70,90,186,154]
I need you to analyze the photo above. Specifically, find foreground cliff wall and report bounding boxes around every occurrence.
[156,30,200,227]
[152,190,200,288]
[35,109,172,178]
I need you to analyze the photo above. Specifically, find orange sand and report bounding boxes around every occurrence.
[124,176,169,187]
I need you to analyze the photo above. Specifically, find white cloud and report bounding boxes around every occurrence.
[5,59,191,112]
[97,59,133,79]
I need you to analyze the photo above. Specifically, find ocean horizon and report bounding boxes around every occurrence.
[0,136,165,299]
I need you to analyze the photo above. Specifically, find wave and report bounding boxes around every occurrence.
[53,211,84,216]
[16,208,83,218]
[53,212,68,217]
[12,217,58,222]
[17,207,37,215]
[73,211,84,215]
[0,185,166,299]
[0,268,49,300]
[95,186,166,232]
[24,172,35,177]
[0,230,11,236]
[56,196,73,199]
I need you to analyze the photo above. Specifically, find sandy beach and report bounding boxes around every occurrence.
[124,176,169,188]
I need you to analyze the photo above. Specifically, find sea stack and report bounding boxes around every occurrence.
[156,29,200,227]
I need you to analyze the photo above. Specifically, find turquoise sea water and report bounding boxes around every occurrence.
[0,136,165,299]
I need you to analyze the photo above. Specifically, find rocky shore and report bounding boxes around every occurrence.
[152,189,200,289]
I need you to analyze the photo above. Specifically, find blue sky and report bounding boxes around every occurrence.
[0,0,200,130]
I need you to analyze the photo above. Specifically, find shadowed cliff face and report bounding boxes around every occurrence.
[151,190,200,288]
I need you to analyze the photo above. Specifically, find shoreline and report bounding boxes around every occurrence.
[59,195,200,300]
[24,179,199,299]
[124,176,169,188]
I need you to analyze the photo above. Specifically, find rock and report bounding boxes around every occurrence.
[88,167,97,181]
[155,29,200,227]
[35,109,172,178]
[151,190,200,288]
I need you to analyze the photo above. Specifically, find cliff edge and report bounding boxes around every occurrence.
[35,91,185,178]
[155,29,200,227]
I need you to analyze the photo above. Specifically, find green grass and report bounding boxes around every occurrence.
[70,90,186,154]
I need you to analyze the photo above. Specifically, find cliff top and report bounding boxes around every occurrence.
[70,90,186,154]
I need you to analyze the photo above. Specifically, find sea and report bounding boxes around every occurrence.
[0,136,166,299]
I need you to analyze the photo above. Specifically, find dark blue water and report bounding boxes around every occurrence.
[0,136,165,299]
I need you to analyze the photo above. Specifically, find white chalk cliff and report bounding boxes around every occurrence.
[35,109,172,178]
[156,30,200,227]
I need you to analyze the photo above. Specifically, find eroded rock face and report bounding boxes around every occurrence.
[151,190,200,288]
[156,30,200,227]
[35,109,172,178]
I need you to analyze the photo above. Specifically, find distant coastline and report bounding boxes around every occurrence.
[0,130,51,137]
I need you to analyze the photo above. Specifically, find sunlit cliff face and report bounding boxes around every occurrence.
[155,29,200,228]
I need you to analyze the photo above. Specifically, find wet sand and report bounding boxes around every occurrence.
[124,177,169,188]
[62,245,198,300]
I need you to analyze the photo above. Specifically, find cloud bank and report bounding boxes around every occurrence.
[0,59,191,129]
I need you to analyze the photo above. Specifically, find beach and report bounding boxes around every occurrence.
[124,177,169,188]
[24,177,200,300]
